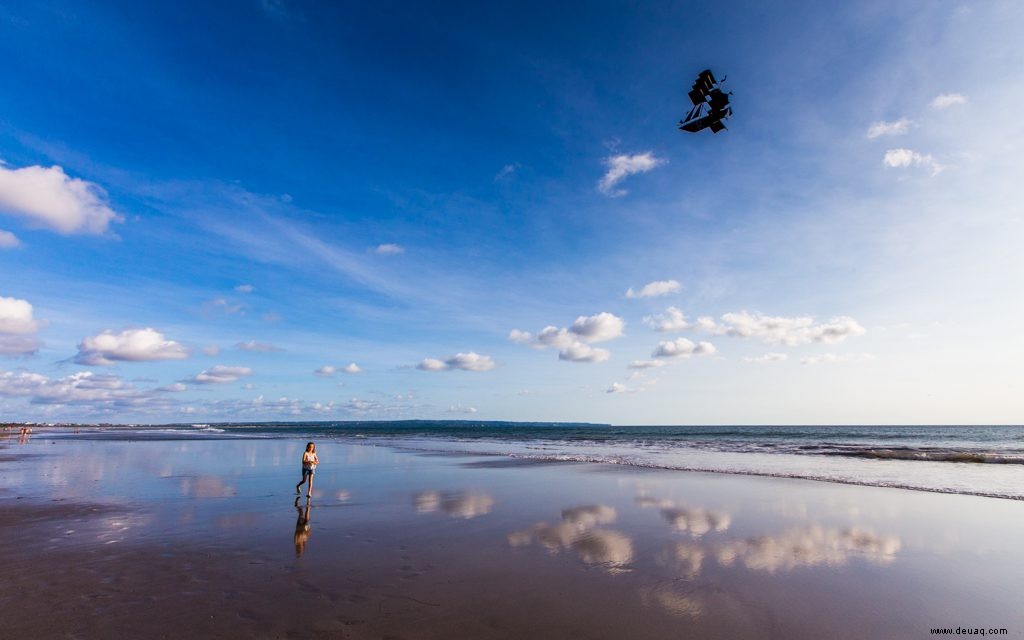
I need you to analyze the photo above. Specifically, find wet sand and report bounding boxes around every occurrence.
[2,431,1023,639]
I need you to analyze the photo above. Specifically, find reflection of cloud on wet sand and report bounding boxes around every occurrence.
[639,586,704,618]
[657,525,901,579]
[180,476,236,498]
[509,504,633,573]
[635,495,731,537]
[661,507,731,537]
[658,541,705,579]
[413,490,494,519]
[715,525,901,573]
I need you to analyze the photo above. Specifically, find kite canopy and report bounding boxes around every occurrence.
[679,69,732,134]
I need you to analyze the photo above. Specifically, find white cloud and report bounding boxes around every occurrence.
[626,279,681,299]
[0,164,123,234]
[447,404,478,414]
[75,328,189,365]
[203,345,220,356]
[234,284,254,293]
[374,243,405,255]
[569,312,625,342]
[606,382,630,394]
[343,362,362,374]
[644,306,691,332]
[0,369,176,408]
[866,118,912,138]
[559,343,610,363]
[800,353,874,365]
[190,365,253,384]
[653,338,716,359]
[598,152,666,197]
[883,148,943,175]
[235,340,283,352]
[418,352,495,372]
[628,359,667,370]
[694,312,866,346]
[314,365,336,377]
[511,312,624,363]
[0,230,20,248]
[0,336,43,356]
[930,93,968,109]
[743,352,788,364]
[417,358,446,371]
[0,296,41,334]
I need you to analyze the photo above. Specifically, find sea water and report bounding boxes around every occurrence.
[40,422,1024,500]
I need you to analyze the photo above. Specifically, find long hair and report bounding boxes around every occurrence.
[305,442,315,452]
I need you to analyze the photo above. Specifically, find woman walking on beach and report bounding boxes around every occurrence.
[296,442,318,497]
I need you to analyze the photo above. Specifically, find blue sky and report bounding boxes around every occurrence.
[1,0,1022,424]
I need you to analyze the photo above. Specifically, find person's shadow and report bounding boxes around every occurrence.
[294,495,312,556]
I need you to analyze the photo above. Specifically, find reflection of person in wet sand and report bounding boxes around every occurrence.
[295,442,318,497]
[294,496,312,556]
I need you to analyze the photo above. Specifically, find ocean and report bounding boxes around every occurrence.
[44,422,1024,500]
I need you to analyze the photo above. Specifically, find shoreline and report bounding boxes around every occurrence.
[11,424,1024,501]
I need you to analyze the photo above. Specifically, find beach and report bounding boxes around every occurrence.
[2,427,1023,639]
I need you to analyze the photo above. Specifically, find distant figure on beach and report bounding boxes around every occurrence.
[296,442,318,496]
[294,496,312,556]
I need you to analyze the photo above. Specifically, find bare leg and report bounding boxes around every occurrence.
[307,474,314,497]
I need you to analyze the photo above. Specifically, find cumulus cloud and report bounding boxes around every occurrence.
[597,152,666,197]
[883,148,943,175]
[931,93,968,109]
[0,230,20,248]
[313,365,336,377]
[626,279,681,299]
[203,345,220,357]
[234,284,254,293]
[560,343,610,363]
[866,118,912,138]
[342,362,362,374]
[510,312,624,363]
[417,352,495,372]
[75,328,189,365]
[0,164,123,234]
[569,312,625,342]
[235,340,283,352]
[652,338,716,359]
[0,369,178,409]
[743,353,788,364]
[643,306,692,332]
[0,336,43,356]
[0,296,41,334]
[693,312,866,346]
[374,243,405,255]
[190,365,253,384]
